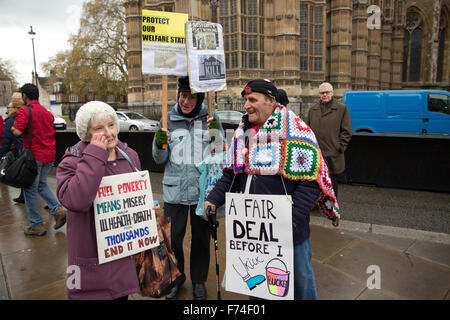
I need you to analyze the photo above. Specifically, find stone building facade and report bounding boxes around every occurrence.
[124,0,449,114]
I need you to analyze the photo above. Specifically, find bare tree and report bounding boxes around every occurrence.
[0,58,19,89]
[42,0,127,100]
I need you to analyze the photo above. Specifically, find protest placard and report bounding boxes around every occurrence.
[94,170,159,264]
[225,193,294,300]
[141,10,188,76]
[185,21,227,93]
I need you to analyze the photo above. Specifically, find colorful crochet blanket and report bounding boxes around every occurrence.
[226,105,340,224]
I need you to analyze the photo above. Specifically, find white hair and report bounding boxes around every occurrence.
[75,101,119,141]
[319,82,334,91]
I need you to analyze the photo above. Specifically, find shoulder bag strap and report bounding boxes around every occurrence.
[115,146,139,172]
[26,104,33,148]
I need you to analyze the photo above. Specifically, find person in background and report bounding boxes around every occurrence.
[56,101,145,300]
[0,93,25,203]
[277,88,289,107]
[305,82,352,198]
[11,83,66,236]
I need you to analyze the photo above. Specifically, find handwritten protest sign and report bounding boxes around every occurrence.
[225,193,294,300]
[94,171,159,264]
[141,10,188,76]
[185,21,227,93]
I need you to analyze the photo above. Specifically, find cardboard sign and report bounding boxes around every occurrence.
[225,193,294,300]
[142,10,189,76]
[185,21,227,93]
[94,171,159,264]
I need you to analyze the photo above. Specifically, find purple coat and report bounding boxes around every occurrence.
[56,140,141,300]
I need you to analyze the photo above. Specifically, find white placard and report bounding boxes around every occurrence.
[225,193,294,300]
[94,170,159,264]
[185,21,227,93]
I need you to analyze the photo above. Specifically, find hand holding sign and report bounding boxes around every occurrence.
[155,128,169,149]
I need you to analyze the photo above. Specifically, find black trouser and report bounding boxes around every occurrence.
[164,203,210,283]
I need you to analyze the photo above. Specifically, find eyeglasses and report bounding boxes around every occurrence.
[319,91,332,95]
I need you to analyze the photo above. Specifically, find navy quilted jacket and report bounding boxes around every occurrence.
[206,168,320,245]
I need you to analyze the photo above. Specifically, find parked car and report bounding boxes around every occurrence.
[343,90,450,135]
[215,110,244,130]
[116,111,159,131]
[51,112,67,130]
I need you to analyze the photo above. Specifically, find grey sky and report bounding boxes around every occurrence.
[0,0,85,86]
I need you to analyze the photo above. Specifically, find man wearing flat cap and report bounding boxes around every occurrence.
[152,76,224,300]
[204,79,340,300]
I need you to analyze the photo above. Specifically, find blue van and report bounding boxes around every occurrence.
[342,90,450,135]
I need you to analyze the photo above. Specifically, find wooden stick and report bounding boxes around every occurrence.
[207,92,213,118]
[162,75,168,149]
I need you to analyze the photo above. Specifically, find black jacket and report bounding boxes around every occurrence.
[0,114,23,158]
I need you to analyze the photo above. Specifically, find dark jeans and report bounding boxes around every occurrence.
[164,203,210,283]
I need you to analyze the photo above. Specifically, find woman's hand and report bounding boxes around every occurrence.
[90,133,108,150]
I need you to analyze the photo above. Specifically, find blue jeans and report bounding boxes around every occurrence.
[23,161,62,227]
[293,238,318,300]
[249,238,318,300]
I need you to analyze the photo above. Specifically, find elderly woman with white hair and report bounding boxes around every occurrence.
[56,101,142,300]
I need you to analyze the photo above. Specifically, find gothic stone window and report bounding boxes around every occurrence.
[299,3,324,72]
[221,0,262,70]
[403,10,423,82]
[240,0,261,69]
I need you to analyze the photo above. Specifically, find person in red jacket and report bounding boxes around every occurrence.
[11,83,66,236]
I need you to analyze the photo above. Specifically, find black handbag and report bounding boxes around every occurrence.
[0,105,38,188]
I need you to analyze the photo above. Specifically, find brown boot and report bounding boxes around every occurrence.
[24,223,47,236]
[54,207,67,230]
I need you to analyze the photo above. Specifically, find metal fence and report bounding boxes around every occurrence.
[67,98,310,121]
[54,130,450,193]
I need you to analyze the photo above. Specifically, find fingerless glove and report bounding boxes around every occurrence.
[155,128,168,148]
[209,117,220,131]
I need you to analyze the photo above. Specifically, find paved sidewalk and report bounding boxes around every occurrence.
[0,170,449,300]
